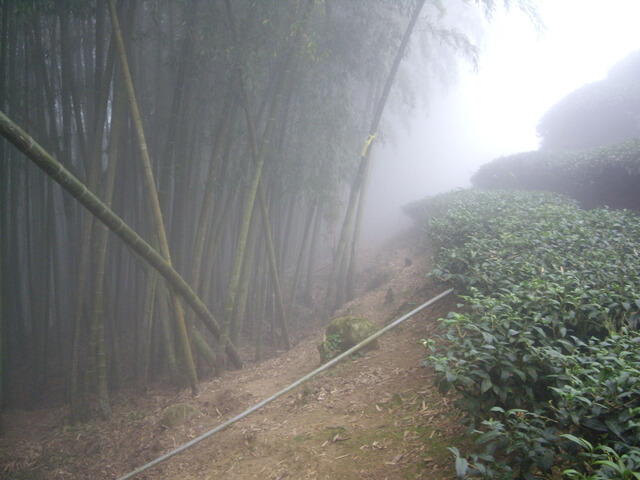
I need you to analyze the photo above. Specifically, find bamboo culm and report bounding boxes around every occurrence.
[0,109,244,369]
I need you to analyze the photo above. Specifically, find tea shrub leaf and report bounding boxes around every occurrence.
[417,189,640,479]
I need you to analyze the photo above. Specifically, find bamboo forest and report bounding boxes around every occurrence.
[0,0,436,417]
[1,0,640,479]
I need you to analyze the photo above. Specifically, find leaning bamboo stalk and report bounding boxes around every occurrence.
[221,0,315,354]
[107,0,198,388]
[0,109,243,369]
[328,0,427,311]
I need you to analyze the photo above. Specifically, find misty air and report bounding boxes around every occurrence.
[0,1,639,478]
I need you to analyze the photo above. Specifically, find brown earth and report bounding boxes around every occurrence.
[0,228,465,479]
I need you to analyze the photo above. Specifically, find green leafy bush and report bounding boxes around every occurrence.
[470,139,640,210]
[420,189,640,479]
[553,332,640,447]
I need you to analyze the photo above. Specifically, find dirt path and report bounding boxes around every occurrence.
[0,228,463,479]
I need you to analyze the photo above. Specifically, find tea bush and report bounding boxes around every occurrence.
[470,139,640,210]
[420,189,640,479]
[472,139,640,190]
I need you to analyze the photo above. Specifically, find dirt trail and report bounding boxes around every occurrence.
[0,228,463,479]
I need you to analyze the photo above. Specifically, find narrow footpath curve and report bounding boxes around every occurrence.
[0,228,464,479]
[136,230,464,480]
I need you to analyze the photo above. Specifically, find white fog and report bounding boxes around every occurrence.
[362,0,640,244]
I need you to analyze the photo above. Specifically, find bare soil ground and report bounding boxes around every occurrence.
[0,228,464,479]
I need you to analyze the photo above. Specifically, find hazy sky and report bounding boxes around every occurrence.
[362,0,640,244]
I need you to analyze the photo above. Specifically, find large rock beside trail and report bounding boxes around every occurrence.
[318,316,379,363]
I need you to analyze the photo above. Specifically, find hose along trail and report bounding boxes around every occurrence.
[117,288,454,480]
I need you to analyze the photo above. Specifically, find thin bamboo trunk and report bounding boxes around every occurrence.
[108,0,198,389]
[0,148,4,426]
[327,0,426,312]
[185,99,236,365]
[304,200,323,306]
[254,265,268,362]
[104,286,121,391]
[156,283,179,381]
[188,99,235,304]
[287,199,317,321]
[277,193,296,274]
[200,175,235,309]
[243,104,292,349]
[0,0,8,111]
[0,109,244,369]
[58,7,87,168]
[87,73,120,419]
[159,1,198,230]
[137,266,157,385]
[345,156,373,301]
[25,151,48,405]
[230,206,260,345]
[30,17,60,158]
[67,56,113,422]
[218,0,309,363]
[93,1,106,122]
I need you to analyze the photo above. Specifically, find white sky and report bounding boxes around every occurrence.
[462,0,640,156]
[363,0,640,244]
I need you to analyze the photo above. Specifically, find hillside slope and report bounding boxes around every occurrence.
[0,228,461,479]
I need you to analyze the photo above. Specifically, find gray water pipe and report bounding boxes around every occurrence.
[117,287,453,479]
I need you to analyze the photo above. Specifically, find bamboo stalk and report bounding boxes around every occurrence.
[0,109,244,369]
[107,0,198,389]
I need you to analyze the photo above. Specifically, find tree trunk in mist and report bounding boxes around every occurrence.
[345,153,373,301]
[254,265,269,362]
[68,69,112,421]
[287,199,317,322]
[185,97,236,369]
[327,0,426,311]
[87,74,122,419]
[0,0,8,111]
[156,282,179,381]
[218,82,272,365]
[108,0,198,389]
[31,17,61,159]
[243,97,292,349]
[199,173,235,311]
[137,260,157,386]
[58,6,88,169]
[66,18,117,420]
[0,109,244,369]
[230,206,260,345]
[218,0,312,363]
[0,161,4,427]
[158,1,199,233]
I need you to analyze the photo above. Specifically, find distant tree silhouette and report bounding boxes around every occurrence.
[537,49,640,150]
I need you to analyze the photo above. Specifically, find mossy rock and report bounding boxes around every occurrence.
[160,402,198,429]
[318,316,378,363]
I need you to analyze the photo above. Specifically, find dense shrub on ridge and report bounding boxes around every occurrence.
[535,49,640,151]
[419,189,640,479]
[470,139,640,211]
